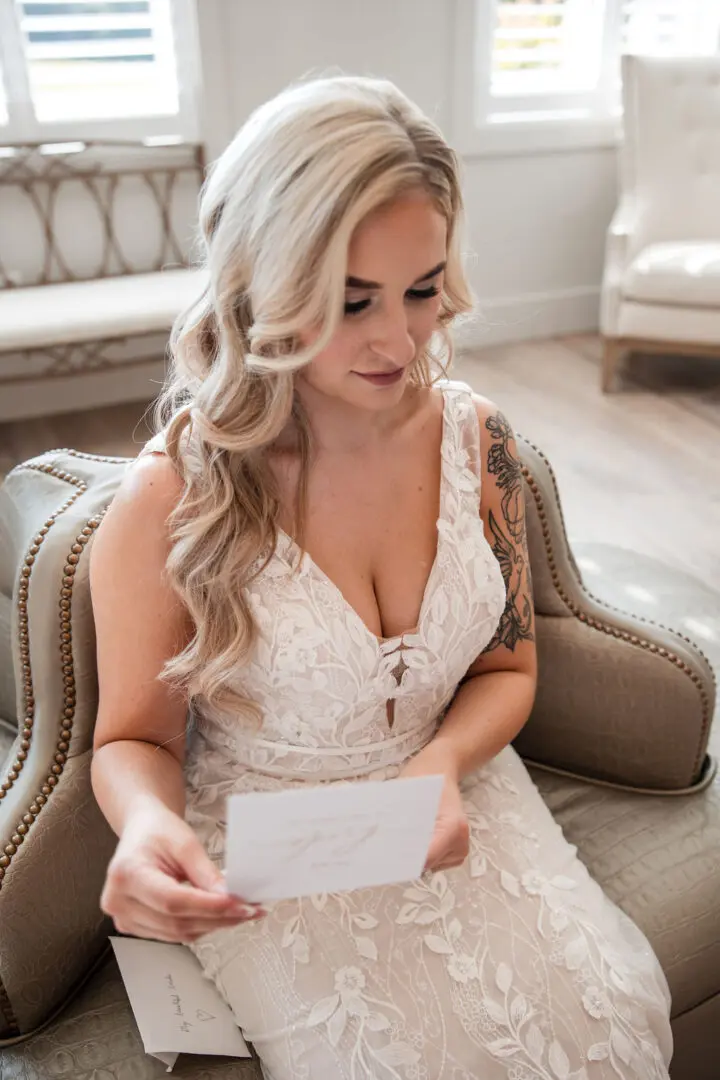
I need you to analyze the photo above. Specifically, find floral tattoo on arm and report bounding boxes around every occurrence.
[484,411,534,652]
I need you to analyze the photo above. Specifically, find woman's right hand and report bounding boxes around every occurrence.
[101,800,264,944]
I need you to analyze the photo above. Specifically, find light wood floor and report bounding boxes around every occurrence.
[454,335,720,589]
[2,334,719,587]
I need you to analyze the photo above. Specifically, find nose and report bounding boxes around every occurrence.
[369,303,415,368]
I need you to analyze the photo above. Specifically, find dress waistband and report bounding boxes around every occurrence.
[192,718,439,780]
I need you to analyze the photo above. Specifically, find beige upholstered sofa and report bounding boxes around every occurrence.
[0,441,717,1079]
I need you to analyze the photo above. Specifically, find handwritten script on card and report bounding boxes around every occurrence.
[225,774,444,903]
[111,937,251,1072]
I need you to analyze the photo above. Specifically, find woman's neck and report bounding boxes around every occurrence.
[290,378,421,455]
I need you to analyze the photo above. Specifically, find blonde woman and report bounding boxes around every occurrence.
[90,76,672,1078]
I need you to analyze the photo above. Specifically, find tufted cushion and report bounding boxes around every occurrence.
[624,242,720,307]
[625,55,720,255]
[0,267,206,352]
[615,300,720,344]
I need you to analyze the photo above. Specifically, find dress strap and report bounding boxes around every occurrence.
[137,430,168,458]
[438,379,483,503]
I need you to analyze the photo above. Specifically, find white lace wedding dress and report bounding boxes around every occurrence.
[143,383,672,1080]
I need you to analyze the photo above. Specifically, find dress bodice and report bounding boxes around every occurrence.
[143,382,506,786]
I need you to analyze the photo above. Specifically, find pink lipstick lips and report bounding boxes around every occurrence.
[354,367,405,387]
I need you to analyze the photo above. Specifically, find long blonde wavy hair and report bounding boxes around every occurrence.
[155,74,474,718]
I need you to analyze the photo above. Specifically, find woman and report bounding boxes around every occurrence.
[90,75,672,1079]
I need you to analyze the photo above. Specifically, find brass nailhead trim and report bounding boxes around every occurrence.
[0,488,105,893]
[0,464,86,804]
[521,438,715,674]
[522,451,713,780]
[42,447,130,465]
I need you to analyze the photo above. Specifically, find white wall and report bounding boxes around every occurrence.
[196,0,620,347]
[0,0,620,421]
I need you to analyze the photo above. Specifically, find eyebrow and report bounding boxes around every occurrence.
[345,260,446,291]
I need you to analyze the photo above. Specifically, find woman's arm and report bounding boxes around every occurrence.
[402,396,537,869]
[90,456,261,940]
[407,669,537,784]
[411,394,537,781]
[90,453,192,835]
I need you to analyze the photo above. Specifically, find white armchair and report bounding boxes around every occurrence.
[600,54,720,391]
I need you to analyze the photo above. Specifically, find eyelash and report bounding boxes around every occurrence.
[343,285,440,317]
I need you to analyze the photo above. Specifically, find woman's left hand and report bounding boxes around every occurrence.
[400,745,470,873]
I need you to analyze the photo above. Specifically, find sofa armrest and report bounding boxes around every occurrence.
[607,195,641,243]
[516,435,716,793]
[0,451,128,1036]
[600,195,642,336]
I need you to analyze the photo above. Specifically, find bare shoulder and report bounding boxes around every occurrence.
[89,449,192,685]
[469,392,516,442]
[108,452,183,522]
[464,393,524,517]
[430,384,519,464]
[91,452,184,571]
[90,451,192,761]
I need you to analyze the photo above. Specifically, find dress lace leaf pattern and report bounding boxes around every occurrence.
[136,383,674,1079]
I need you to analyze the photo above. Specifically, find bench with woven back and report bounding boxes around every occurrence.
[0,139,205,421]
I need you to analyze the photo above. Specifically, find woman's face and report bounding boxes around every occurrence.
[297,189,447,412]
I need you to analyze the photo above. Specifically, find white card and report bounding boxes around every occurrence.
[110,937,251,1073]
[225,774,443,903]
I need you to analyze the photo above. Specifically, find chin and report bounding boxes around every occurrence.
[350,377,409,409]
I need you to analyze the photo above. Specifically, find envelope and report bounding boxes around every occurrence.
[110,936,251,1072]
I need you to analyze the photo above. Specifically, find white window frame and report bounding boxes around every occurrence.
[0,0,202,143]
[451,0,707,158]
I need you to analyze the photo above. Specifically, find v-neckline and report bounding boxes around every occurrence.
[275,388,452,649]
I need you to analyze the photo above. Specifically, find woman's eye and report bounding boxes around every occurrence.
[344,298,371,316]
[406,285,440,302]
[343,284,440,317]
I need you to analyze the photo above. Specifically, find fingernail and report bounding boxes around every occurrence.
[235,903,266,919]
[228,897,251,911]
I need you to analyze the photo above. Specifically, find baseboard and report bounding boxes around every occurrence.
[455,285,601,350]
[0,358,166,422]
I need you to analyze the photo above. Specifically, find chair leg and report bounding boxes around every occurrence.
[601,338,625,393]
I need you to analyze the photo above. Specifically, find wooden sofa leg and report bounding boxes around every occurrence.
[601,338,625,393]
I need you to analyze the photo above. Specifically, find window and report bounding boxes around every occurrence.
[454,0,720,154]
[0,0,199,141]
[491,1,607,102]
